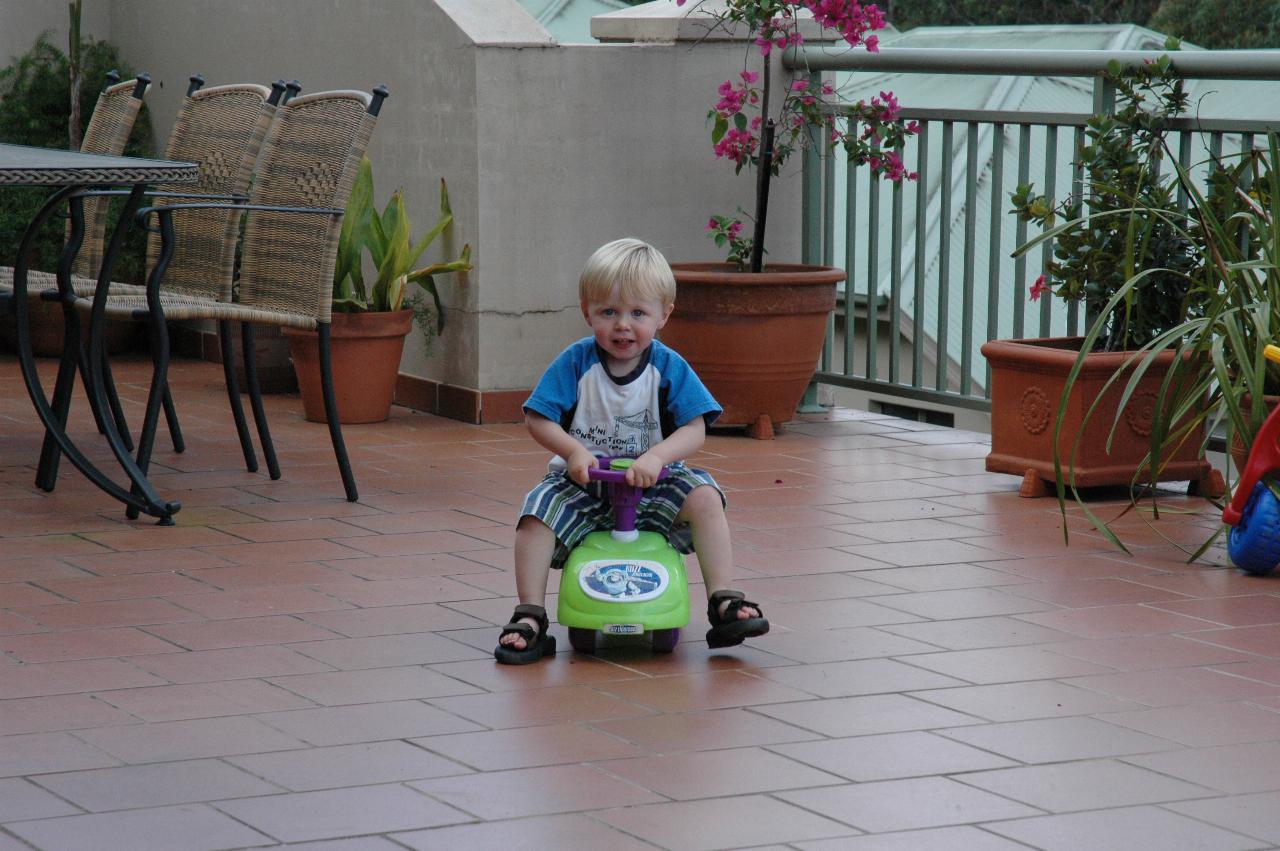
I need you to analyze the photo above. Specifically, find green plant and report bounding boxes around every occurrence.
[331,156,472,348]
[0,32,153,281]
[1011,48,1198,352]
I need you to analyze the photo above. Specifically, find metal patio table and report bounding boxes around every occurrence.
[0,142,197,522]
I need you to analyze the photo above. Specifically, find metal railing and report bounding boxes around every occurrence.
[786,46,1280,415]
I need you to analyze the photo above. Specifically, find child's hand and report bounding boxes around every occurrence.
[626,452,664,489]
[567,449,598,486]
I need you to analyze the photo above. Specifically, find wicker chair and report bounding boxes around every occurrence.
[36,77,283,494]
[94,85,389,506]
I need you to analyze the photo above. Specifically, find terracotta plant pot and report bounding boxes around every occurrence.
[0,295,141,357]
[982,336,1224,498]
[662,262,844,439]
[283,309,412,424]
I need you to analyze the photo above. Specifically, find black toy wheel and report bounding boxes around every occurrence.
[1228,482,1280,576]
[651,628,680,653]
[568,627,596,654]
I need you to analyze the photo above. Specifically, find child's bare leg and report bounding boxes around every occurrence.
[499,515,557,650]
[677,485,760,620]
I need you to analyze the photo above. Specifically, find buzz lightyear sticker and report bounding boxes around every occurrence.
[579,559,669,603]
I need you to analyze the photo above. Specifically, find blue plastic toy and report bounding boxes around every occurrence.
[1223,344,1280,575]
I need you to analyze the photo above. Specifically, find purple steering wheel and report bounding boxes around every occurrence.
[587,456,668,536]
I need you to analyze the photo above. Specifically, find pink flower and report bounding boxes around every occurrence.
[791,79,810,92]
[727,221,743,238]
[1029,274,1051,301]
[705,218,718,232]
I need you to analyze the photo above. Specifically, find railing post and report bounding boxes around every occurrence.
[800,78,828,413]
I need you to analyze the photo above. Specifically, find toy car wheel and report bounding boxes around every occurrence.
[1228,482,1280,576]
[568,627,596,654]
[650,628,679,653]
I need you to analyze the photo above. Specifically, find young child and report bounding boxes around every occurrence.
[495,237,769,664]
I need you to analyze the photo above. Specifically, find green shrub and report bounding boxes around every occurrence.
[0,32,154,282]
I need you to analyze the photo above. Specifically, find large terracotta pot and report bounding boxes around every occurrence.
[282,309,411,424]
[1229,394,1280,473]
[982,336,1224,498]
[662,262,844,439]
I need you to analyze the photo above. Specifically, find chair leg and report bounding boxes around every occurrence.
[125,316,173,522]
[241,323,280,480]
[219,320,258,473]
[34,306,84,492]
[161,381,185,453]
[318,323,358,502]
[97,347,135,452]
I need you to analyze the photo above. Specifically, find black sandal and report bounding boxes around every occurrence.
[494,603,557,664]
[705,589,769,648]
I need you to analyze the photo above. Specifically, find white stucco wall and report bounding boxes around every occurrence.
[2,0,806,396]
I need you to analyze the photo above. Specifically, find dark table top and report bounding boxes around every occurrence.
[0,142,197,186]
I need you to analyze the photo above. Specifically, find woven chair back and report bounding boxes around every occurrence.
[144,83,276,301]
[237,89,378,326]
[72,76,147,279]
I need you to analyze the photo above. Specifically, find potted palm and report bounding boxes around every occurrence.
[661,0,917,438]
[985,53,1222,502]
[283,156,471,424]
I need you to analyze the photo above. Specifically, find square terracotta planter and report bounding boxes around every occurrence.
[982,336,1223,498]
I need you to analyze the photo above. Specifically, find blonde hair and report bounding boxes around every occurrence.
[579,238,676,307]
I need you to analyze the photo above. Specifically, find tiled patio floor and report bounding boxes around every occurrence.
[2,354,1279,850]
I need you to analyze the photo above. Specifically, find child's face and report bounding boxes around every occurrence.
[581,286,673,370]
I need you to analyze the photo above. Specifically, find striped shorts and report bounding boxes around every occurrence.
[520,463,725,569]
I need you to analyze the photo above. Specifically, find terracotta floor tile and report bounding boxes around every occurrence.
[14,597,199,630]
[735,545,898,576]
[792,825,1032,850]
[1150,595,1280,627]
[912,680,1143,721]
[142,614,337,650]
[424,655,644,692]
[164,587,353,620]
[596,746,843,798]
[1016,603,1223,639]
[838,539,1010,567]
[595,669,819,710]
[255,700,484,746]
[226,740,470,791]
[215,785,469,843]
[74,715,307,763]
[298,602,489,637]
[0,731,121,777]
[63,547,232,576]
[589,706,819,752]
[93,679,314,722]
[266,665,481,705]
[902,645,1116,684]
[1045,634,1256,671]
[753,693,981,737]
[31,758,282,811]
[592,794,856,850]
[328,529,497,558]
[80,526,245,551]
[764,597,924,631]
[0,693,136,735]
[1100,701,1280,747]
[1126,741,1280,793]
[1068,667,1280,706]
[1191,624,1280,657]
[777,777,1039,832]
[33,572,211,602]
[310,575,495,607]
[392,814,658,851]
[1007,577,1193,608]
[1168,791,1280,846]
[752,658,966,697]
[429,684,654,729]
[286,632,488,669]
[734,572,901,602]
[129,645,335,683]
[774,730,1016,781]
[5,803,273,851]
[983,805,1261,851]
[753,626,939,663]
[0,777,82,821]
[196,538,369,565]
[179,561,351,589]
[879,615,1077,650]
[207,517,377,543]
[318,552,501,580]
[874,587,1058,620]
[415,722,647,770]
[0,658,163,700]
[938,716,1181,763]
[957,758,1214,812]
[409,763,663,820]
[0,626,178,663]
[0,582,75,608]
[861,563,1025,592]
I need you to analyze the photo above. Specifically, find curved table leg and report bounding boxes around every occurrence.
[11,184,179,521]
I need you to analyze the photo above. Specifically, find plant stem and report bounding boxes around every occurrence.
[750,119,775,273]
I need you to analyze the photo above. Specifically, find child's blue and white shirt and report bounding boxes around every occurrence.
[523,338,721,471]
